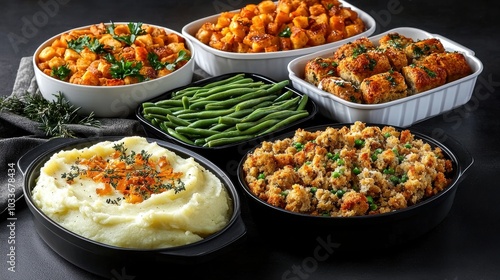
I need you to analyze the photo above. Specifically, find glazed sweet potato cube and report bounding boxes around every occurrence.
[258,0,276,14]
[292,16,309,29]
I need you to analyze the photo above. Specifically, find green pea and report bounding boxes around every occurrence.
[336,189,345,198]
[354,139,365,147]
[383,167,395,175]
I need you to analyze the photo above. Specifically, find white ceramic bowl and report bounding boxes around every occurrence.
[33,23,195,118]
[181,0,376,81]
[288,27,484,127]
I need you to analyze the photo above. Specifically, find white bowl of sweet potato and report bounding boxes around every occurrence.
[181,0,375,81]
[33,22,195,117]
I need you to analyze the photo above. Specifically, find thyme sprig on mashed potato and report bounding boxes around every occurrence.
[62,141,186,204]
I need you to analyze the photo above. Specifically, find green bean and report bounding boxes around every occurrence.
[208,123,231,131]
[203,87,267,101]
[205,119,279,142]
[257,111,309,136]
[205,89,269,110]
[296,94,309,111]
[143,114,154,121]
[236,110,306,131]
[265,80,289,94]
[199,73,246,89]
[166,114,191,126]
[273,90,294,103]
[165,128,195,145]
[235,95,278,111]
[175,126,219,137]
[177,108,235,119]
[151,118,159,127]
[251,100,274,109]
[188,100,217,110]
[194,138,207,146]
[171,88,201,99]
[193,80,262,98]
[218,116,242,126]
[270,96,300,111]
[225,108,255,118]
[144,113,170,121]
[187,117,220,128]
[240,108,281,122]
[171,109,197,116]
[206,135,255,147]
[181,96,190,109]
[262,110,307,121]
[159,121,176,129]
[155,99,183,107]
[142,102,156,108]
[143,106,172,116]
[240,119,280,135]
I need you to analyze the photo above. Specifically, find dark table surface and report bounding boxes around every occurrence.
[1,0,500,279]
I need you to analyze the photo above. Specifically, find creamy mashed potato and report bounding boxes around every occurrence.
[32,136,232,249]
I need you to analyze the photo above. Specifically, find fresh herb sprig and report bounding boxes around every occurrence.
[67,35,106,54]
[104,53,144,81]
[0,92,100,138]
[279,26,292,38]
[107,21,146,45]
[51,65,71,81]
[147,50,190,71]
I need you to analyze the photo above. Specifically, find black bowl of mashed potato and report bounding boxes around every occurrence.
[19,136,245,278]
[237,122,473,251]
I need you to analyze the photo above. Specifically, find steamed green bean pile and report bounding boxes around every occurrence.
[141,73,310,147]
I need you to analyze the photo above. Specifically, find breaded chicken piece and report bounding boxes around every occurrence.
[378,32,414,49]
[404,38,445,61]
[338,51,392,85]
[378,47,408,71]
[419,52,472,82]
[318,76,363,103]
[402,63,447,94]
[304,57,338,86]
[332,37,374,61]
[359,71,408,104]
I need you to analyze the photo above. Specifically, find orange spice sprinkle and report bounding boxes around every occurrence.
[61,142,185,204]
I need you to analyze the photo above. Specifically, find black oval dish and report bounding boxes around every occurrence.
[19,136,246,278]
[136,72,318,166]
[237,123,473,251]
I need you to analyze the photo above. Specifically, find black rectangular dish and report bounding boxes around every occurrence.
[136,72,318,167]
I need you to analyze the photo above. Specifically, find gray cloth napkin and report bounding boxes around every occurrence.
[0,57,148,217]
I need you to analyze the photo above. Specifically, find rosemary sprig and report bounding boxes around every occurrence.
[0,92,100,138]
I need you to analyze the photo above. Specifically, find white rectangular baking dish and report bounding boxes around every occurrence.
[182,1,376,82]
[287,27,484,127]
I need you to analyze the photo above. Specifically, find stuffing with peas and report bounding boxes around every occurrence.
[242,121,453,217]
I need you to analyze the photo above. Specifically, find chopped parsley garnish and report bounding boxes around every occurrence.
[107,21,146,45]
[51,65,71,81]
[279,26,292,38]
[386,74,396,86]
[67,35,106,54]
[104,53,144,81]
[367,58,377,71]
[147,49,190,71]
[352,45,368,58]
[421,66,437,78]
